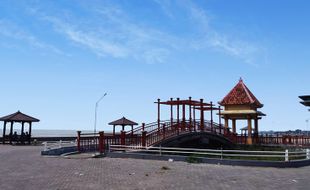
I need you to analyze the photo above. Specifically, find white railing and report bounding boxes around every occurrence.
[109,145,310,162]
[42,140,77,151]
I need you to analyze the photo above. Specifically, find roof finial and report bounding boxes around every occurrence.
[239,77,243,82]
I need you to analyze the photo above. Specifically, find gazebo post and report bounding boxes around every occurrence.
[2,121,6,144]
[21,122,24,134]
[122,124,125,131]
[28,122,32,144]
[9,121,13,144]
[113,125,115,136]
[131,125,133,135]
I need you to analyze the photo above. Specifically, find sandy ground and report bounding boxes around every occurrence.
[0,145,309,190]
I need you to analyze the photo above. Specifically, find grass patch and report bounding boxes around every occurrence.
[186,154,202,163]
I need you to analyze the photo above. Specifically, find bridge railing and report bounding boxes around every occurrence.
[109,145,310,162]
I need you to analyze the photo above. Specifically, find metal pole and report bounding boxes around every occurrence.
[94,93,107,134]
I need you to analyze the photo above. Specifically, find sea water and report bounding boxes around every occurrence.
[0,129,93,137]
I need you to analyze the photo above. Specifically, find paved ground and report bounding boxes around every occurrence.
[0,145,309,190]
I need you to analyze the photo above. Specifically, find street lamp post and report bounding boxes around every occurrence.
[94,93,107,134]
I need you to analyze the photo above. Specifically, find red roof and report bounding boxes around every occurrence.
[0,111,40,122]
[219,79,263,108]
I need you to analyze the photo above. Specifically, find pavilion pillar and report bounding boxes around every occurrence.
[2,121,6,144]
[9,121,13,144]
[21,122,25,134]
[28,122,32,144]
[224,117,229,135]
[113,125,115,136]
[122,125,125,131]
[200,99,204,131]
[77,131,81,152]
[157,98,160,131]
[210,101,213,132]
[218,106,222,134]
[254,118,259,135]
[131,125,133,135]
[232,119,236,134]
[170,98,173,125]
[247,117,253,145]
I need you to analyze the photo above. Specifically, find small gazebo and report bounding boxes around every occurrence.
[219,78,265,145]
[0,111,40,144]
[108,117,138,135]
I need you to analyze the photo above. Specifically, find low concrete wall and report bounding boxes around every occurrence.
[41,146,77,156]
[106,152,310,168]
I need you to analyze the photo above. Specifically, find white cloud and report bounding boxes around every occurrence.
[0,19,64,55]
[154,0,264,65]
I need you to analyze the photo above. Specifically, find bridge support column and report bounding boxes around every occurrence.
[170,98,173,125]
[141,131,147,147]
[189,97,192,131]
[247,118,253,145]
[182,104,185,131]
[163,124,166,139]
[200,99,204,131]
[177,98,180,134]
[157,98,161,132]
[210,101,213,133]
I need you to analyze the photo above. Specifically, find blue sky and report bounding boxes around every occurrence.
[0,0,309,133]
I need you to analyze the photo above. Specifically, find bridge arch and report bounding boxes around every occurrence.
[153,132,234,149]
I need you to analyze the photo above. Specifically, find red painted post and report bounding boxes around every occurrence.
[218,106,222,134]
[142,131,147,147]
[121,131,126,145]
[210,101,213,133]
[157,98,161,132]
[99,131,104,153]
[189,97,192,131]
[177,98,180,134]
[193,105,196,131]
[170,98,173,126]
[77,131,81,152]
[182,104,185,131]
[163,124,166,139]
[200,99,204,131]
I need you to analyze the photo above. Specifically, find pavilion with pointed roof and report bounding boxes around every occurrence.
[0,111,40,144]
[109,117,138,135]
[219,78,265,145]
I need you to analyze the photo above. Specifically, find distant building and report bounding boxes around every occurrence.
[299,95,310,111]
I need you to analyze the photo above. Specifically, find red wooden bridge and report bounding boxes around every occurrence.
[77,119,310,153]
[77,79,310,153]
[77,97,310,153]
